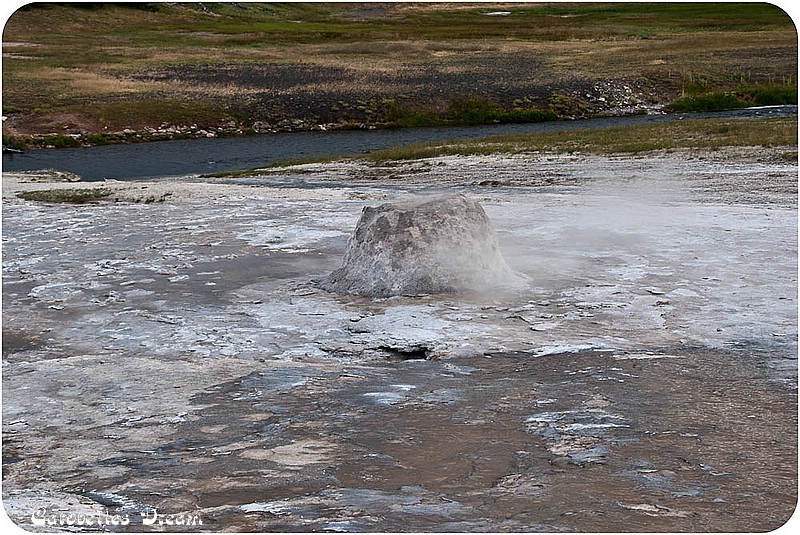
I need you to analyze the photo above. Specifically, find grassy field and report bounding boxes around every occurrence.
[2,2,797,148]
[364,115,799,160]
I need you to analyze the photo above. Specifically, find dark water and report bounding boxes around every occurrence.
[2,106,796,181]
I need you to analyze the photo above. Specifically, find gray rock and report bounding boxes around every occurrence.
[322,194,522,297]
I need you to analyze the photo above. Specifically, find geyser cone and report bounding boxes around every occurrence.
[323,194,522,297]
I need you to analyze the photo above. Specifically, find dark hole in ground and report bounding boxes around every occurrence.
[379,345,431,360]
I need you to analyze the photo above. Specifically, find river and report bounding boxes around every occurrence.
[2,106,796,181]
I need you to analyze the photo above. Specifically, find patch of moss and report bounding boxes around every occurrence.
[17,187,113,203]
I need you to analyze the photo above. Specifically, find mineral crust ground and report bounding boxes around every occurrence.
[2,147,797,532]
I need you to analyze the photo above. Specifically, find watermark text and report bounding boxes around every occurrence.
[31,507,203,528]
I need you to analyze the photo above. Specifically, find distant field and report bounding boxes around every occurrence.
[2,2,797,148]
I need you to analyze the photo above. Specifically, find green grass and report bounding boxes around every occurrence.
[445,97,559,125]
[39,134,82,148]
[19,2,786,45]
[5,3,794,67]
[669,93,751,113]
[16,187,113,203]
[361,116,799,162]
[381,97,559,128]
[669,83,798,112]
[2,135,27,151]
[748,83,799,105]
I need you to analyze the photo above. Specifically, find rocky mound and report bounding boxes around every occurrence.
[322,194,522,297]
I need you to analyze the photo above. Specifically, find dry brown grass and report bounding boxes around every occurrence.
[2,3,795,139]
[544,30,796,80]
[33,68,156,96]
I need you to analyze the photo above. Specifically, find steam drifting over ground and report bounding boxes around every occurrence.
[2,147,797,531]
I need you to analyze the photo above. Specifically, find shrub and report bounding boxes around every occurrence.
[748,84,797,106]
[3,135,27,151]
[447,96,503,124]
[668,92,749,112]
[670,81,797,112]
[87,133,112,145]
[41,135,83,148]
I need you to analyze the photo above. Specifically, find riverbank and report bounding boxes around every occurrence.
[4,111,797,181]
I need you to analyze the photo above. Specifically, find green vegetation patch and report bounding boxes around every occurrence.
[669,83,798,112]
[16,187,113,204]
[39,134,83,148]
[382,97,559,128]
[15,186,174,204]
[362,116,799,162]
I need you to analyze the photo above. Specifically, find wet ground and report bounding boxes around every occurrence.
[2,148,797,532]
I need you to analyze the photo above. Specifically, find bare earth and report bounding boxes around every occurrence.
[2,147,797,532]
